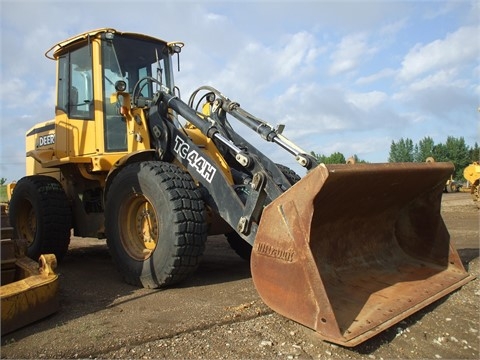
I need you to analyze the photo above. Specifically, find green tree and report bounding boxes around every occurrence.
[469,142,480,162]
[388,138,414,162]
[346,154,368,164]
[324,152,346,164]
[309,151,343,164]
[425,137,471,180]
[310,151,340,164]
[414,136,435,162]
[310,151,323,164]
[0,178,6,186]
[432,143,448,162]
[444,137,470,179]
[310,151,368,164]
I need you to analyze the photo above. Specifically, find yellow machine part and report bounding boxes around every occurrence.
[1,239,59,335]
[464,162,480,201]
[251,162,474,347]
[183,126,234,184]
[464,162,480,184]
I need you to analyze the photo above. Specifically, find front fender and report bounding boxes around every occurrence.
[104,150,156,202]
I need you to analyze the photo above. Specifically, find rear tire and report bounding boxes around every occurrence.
[8,175,71,261]
[227,164,301,261]
[105,161,207,288]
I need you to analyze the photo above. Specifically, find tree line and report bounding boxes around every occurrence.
[389,136,479,180]
[310,136,479,181]
[309,152,368,165]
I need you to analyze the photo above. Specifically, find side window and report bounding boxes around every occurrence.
[103,45,124,99]
[69,46,93,119]
[138,67,150,97]
[102,41,127,152]
[57,54,69,111]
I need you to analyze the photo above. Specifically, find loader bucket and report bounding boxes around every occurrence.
[251,162,474,347]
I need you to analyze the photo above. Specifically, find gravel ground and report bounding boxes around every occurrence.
[1,192,478,359]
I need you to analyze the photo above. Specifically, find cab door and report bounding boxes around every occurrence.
[55,44,96,158]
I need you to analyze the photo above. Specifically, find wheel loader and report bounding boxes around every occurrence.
[8,28,474,346]
[464,162,480,204]
[426,157,460,193]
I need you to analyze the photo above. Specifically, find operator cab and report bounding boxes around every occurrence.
[101,33,175,151]
[46,29,179,156]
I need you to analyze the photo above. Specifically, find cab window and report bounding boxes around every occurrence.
[56,46,94,119]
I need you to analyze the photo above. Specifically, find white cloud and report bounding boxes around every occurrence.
[205,12,227,23]
[275,32,319,78]
[328,33,376,76]
[474,65,480,98]
[356,68,396,85]
[422,1,464,20]
[347,91,388,111]
[410,69,468,92]
[0,76,56,129]
[0,78,45,109]
[191,31,324,105]
[379,18,408,37]
[322,135,391,159]
[398,25,480,81]
[272,83,353,133]
[270,83,401,144]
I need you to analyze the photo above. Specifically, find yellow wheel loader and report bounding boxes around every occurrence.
[464,162,480,204]
[425,157,460,193]
[8,29,474,346]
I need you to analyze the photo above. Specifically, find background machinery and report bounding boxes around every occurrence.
[7,29,474,347]
[464,162,480,204]
[425,156,460,193]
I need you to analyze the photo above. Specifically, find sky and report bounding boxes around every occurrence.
[1,0,479,180]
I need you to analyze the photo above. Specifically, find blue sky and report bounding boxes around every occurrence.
[1,0,479,180]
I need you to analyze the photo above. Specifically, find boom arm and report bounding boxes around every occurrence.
[147,88,297,244]
[188,86,318,170]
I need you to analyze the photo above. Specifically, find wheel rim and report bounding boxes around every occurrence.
[16,200,36,246]
[120,194,159,260]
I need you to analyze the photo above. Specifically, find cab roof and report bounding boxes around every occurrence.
[45,28,170,60]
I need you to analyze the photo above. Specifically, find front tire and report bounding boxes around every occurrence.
[8,175,71,261]
[105,161,207,288]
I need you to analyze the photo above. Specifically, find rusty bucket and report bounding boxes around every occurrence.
[251,162,474,347]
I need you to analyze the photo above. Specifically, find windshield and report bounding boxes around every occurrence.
[102,34,172,98]
[102,34,173,152]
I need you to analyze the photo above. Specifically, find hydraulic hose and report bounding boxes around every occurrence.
[159,91,251,167]
[160,91,217,138]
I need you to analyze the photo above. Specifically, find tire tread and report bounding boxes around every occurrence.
[106,161,207,288]
[9,175,71,261]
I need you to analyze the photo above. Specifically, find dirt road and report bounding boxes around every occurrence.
[1,192,478,359]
